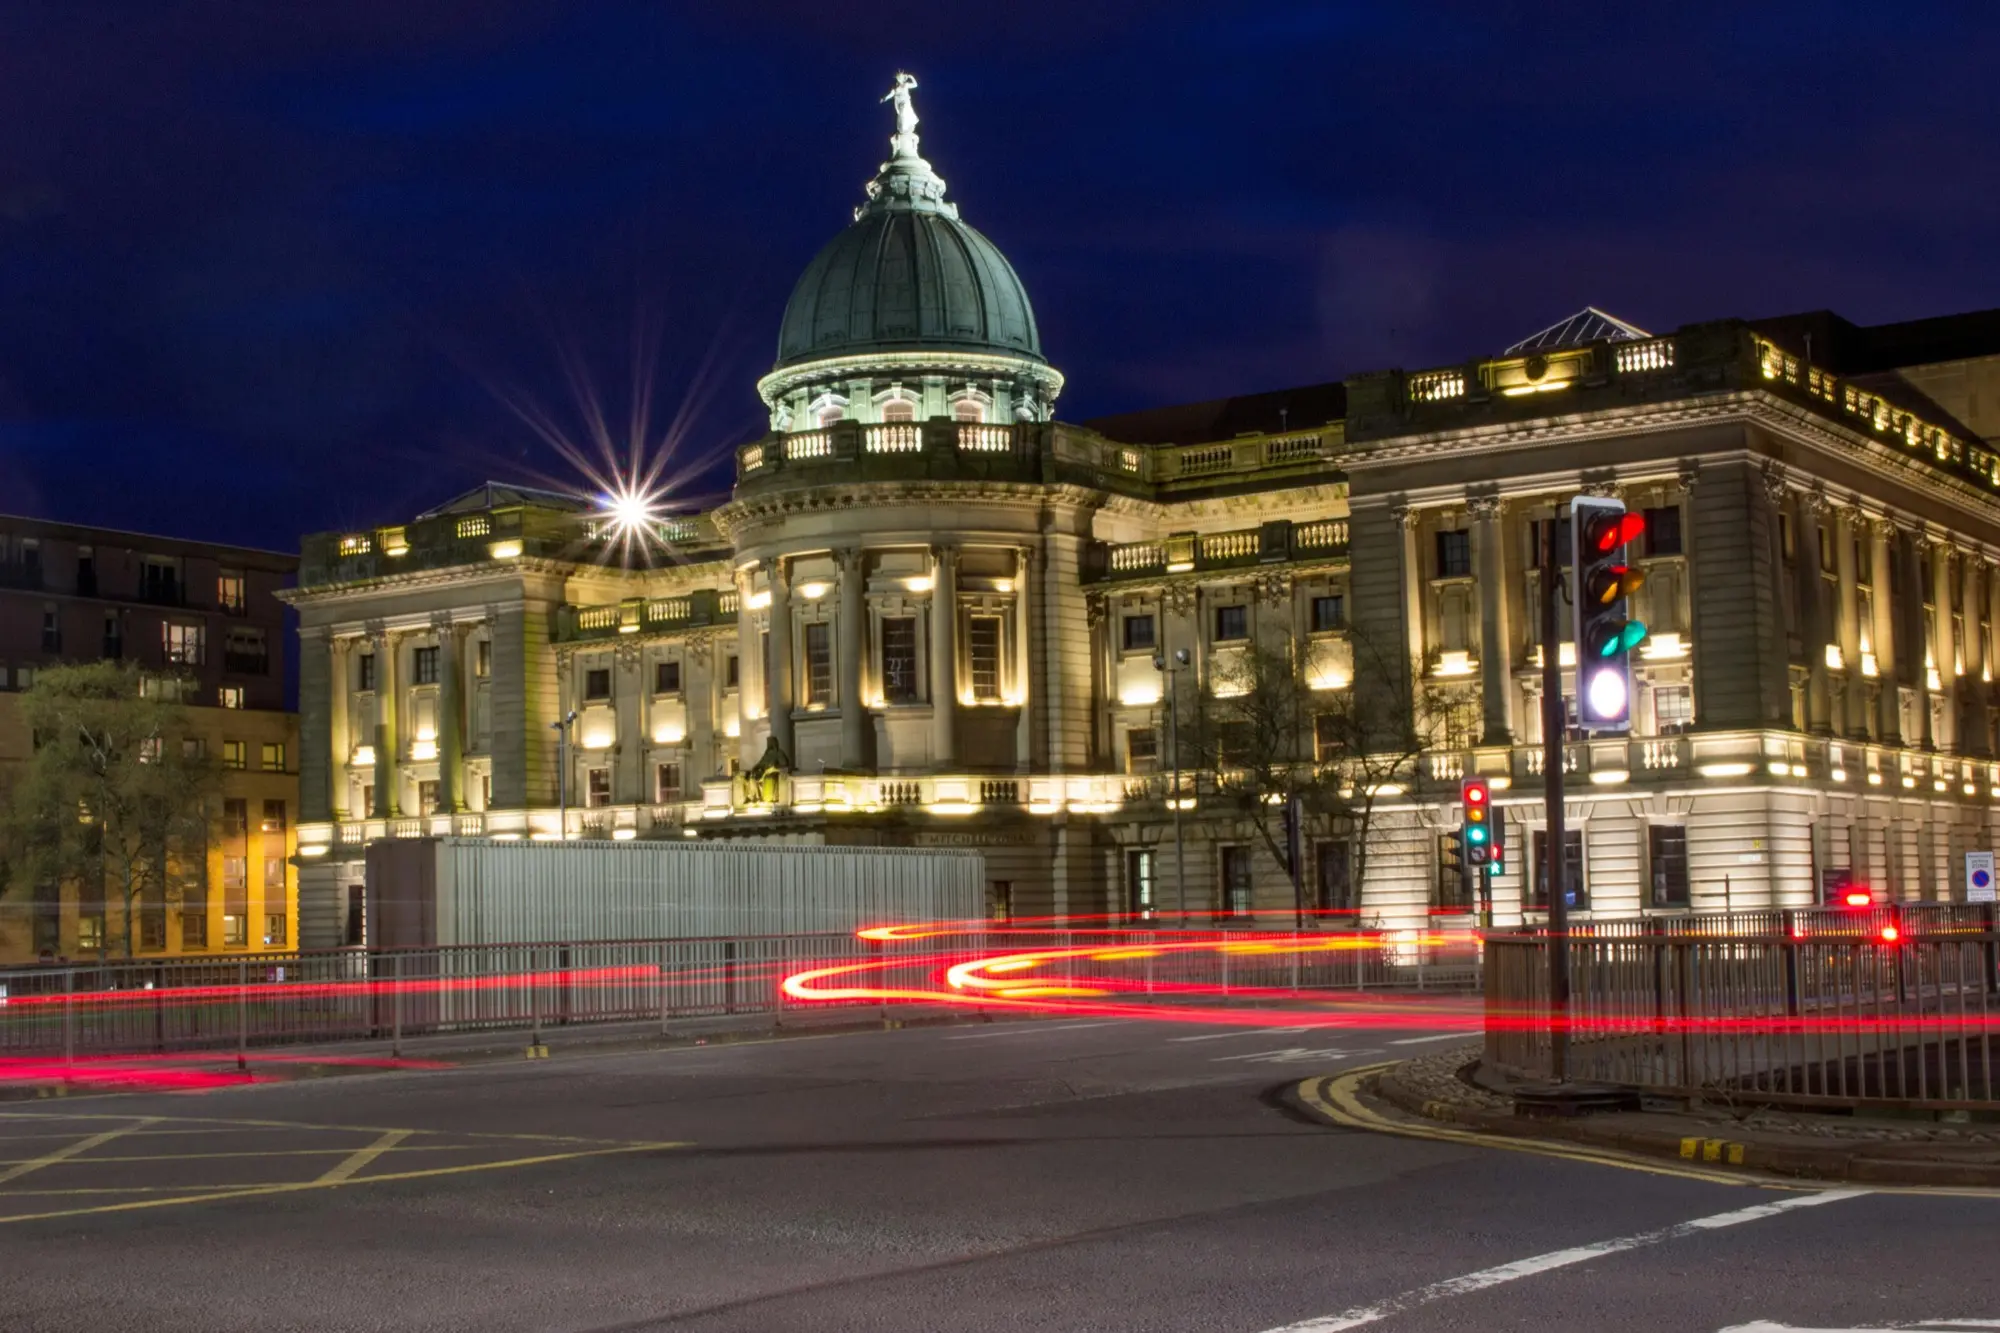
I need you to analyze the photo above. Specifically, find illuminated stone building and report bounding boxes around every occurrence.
[0,516,298,961]
[284,82,2000,948]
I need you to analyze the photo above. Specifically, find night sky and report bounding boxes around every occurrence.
[0,2,1994,554]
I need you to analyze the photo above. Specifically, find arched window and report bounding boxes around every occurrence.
[813,397,847,428]
[880,398,917,423]
[951,397,985,424]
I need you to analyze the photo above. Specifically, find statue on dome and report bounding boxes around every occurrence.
[882,72,920,152]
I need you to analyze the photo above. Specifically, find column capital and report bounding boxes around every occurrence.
[1465,494,1502,520]
[1676,459,1701,491]
[1388,502,1418,530]
[1084,591,1108,626]
[835,545,865,574]
[1759,458,1790,503]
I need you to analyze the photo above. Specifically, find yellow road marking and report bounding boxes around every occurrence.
[0,1145,482,1165]
[0,1111,629,1145]
[1295,1066,1781,1188]
[0,1118,157,1188]
[314,1129,412,1184]
[0,1140,688,1226]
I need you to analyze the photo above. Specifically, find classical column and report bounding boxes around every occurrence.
[1962,555,1988,756]
[434,615,463,812]
[768,556,795,762]
[1395,504,1424,673]
[1870,517,1901,744]
[1015,544,1039,770]
[1894,524,1930,749]
[372,628,398,817]
[1797,492,1832,734]
[836,546,868,770]
[1833,507,1862,738]
[1931,537,1956,751]
[1470,496,1512,746]
[930,544,958,768]
[734,565,759,768]
[326,633,350,815]
[299,627,334,823]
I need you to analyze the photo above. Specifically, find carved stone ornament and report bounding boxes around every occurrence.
[1164,581,1198,616]
[684,631,715,666]
[614,640,642,670]
[1581,478,1620,498]
[1676,459,1700,491]
[1805,483,1832,517]
[1084,592,1108,627]
[1465,495,1501,521]
[1760,458,1789,503]
[1389,503,1418,531]
[1256,570,1293,604]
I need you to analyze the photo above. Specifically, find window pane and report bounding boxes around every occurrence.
[805,622,833,704]
[1127,850,1154,919]
[1125,727,1158,773]
[968,616,1002,700]
[655,763,683,802]
[882,618,918,703]
[1435,530,1471,578]
[1317,841,1354,915]
[654,660,681,694]
[1220,846,1252,916]
[1644,506,1683,557]
[1214,605,1248,641]
[413,647,439,685]
[1122,614,1156,652]
[585,668,611,701]
[1311,595,1345,632]
[1648,824,1689,908]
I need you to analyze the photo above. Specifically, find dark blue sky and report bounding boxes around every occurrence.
[0,2,1994,553]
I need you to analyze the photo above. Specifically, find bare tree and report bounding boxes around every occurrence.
[1179,626,1446,924]
[2,662,218,958]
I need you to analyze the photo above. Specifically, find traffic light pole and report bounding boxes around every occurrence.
[1540,516,1571,1083]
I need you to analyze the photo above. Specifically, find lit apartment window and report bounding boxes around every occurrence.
[219,686,244,709]
[880,397,916,423]
[412,646,439,685]
[1122,614,1155,652]
[181,909,208,949]
[655,762,683,803]
[138,737,162,764]
[222,740,246,770]
[163,622,203,666]
[654,659,681,694]
[881,617,919,703]
[264,913,287,946]
[223,914,248,947]
[586,768,612,808]
[952,397,985,424]
[1126,849,1155,920]
[263,856,285,891]
[804,622,833,704]
[216,572,245,613]
[966,618,1002,700]
[77,915,105,951]
[1126,727,1159,774]
[223,855,248,889]
[260,742,285,771]
[261,799,286,833]
[1213,605,1248,642]
[584,667,612,701]
[1311,595,1346,633]
[1653,685,1694,734]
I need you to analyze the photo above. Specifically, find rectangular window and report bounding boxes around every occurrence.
[1653,684,1694,734]
[223,914,248,947]
[75,549,95,597]
[139,910,166,951]
[222,740,246,770]
[805,621,834,704]
[968,616,1002,700]
[654,660,681,695]
[1126,726,1159,773]
[1316,841,1355,915]
[1530,829,1588,911]
[139,736,163,764]
[1219,845,1253,917]
[412,646,439,685]
[760,631,771,715]
[1213,604,1248,642]
[474,639,491,678]
[344,885,364,947]
[357,653,376,691]
[1780,512,1796,563]
[102,612,121,660]
[217,572,245,613]
[260,742,285,771]
[655,762,683,803]
[162,622,203,666]
[1434,529,1472,578]
[181,736,203,761]
[223,855,248,889]
[41,606,59,654]
[1126,849,1155,920]
[223,799,249,838]
[1648,824,1690,908]
[78,915,105,951]
[1122,614,1156,652]
[219,686,244,709]
[1529,517,1573,567]
[417,780,439,817]
[586,768,611,808]
[181,909,208,950]
[263,856,286,894]
[1314,713,1343,763]
[1644,506,1683,557]
[225,628,268,676]
[881,617,919,703]
[1855,535,1873,585]
[725,655,740,689]
[987,880,1013,923]
[1310,595,1346,633]
[264,913,287,947]
[584,667,612,701]
[139,558,179,605]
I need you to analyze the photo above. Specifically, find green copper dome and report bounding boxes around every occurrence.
[774,76,1044,371]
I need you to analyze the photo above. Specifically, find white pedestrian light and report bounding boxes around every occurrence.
[1584,666,1628,722]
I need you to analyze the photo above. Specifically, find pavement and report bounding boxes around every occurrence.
[1342,1045,2000,1188]
[0,999,1993,1331]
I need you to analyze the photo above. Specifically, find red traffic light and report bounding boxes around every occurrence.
[1465,785,1487,805]
[1880,924,1901,943]
[1586,512,1647,554]
[1842,890,1871,908]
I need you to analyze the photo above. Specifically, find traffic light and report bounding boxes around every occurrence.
[1460,777,1491,868]
[1570,496,1648,732]
[1441,830,1464,876]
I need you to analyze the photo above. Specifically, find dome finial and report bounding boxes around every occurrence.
[859,71,954,220]
[882,72,921,161]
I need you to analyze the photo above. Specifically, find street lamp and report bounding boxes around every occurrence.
[1153,648,1191,922]
[551,710,577,839]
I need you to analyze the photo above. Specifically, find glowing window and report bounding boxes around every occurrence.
[880,398,917,423]
[952,398,984,424]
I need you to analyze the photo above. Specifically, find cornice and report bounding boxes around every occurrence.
[713,480,1110,538]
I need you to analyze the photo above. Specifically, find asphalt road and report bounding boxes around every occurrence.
[0,1001,1994,1333]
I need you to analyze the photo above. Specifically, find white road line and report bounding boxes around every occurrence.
[1722,1324,2000,1332]
[1387,1033,1474,1046]
[945,1021,1127,1040]
[1167,1027,1310,1043]
[1256,1189,1869,1333]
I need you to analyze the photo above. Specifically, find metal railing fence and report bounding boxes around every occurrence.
[1509,903,1992,941]
[0,926,1483,1062]
[1485,930,2000,1111]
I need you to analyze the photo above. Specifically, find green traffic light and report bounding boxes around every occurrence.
[1468,826,1487,843]
[1595,620,1649,657]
